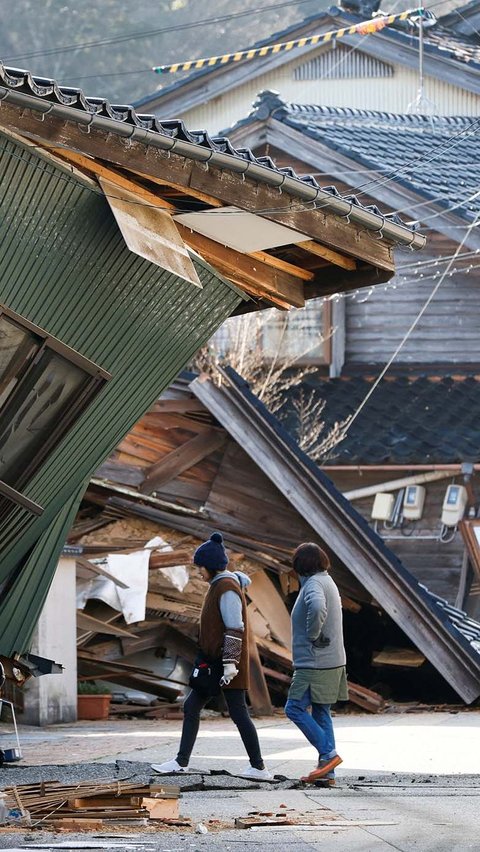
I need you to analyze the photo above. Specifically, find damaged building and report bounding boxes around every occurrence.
[0,60,424,713]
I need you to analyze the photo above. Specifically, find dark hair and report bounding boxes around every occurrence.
[292,542,330,576]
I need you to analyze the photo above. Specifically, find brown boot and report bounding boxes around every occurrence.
[301,755,343,782]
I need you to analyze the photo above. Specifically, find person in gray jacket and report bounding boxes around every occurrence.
[285,542,348,784]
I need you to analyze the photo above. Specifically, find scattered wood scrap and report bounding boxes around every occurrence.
[2,780,182,829]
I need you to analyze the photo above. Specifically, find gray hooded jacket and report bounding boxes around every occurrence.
[291,572,346,669]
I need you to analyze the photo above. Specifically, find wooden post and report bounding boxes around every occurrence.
[247,630,273,716]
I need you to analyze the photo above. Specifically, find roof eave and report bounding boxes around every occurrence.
[0,85,425,251]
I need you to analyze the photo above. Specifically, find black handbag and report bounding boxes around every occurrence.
[188,655,223,697]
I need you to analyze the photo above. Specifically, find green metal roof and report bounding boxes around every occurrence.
[0,131,243,655]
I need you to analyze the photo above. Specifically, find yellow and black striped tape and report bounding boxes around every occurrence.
[153,8,419,74]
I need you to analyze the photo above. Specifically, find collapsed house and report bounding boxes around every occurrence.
[45,368,480,724]
[0,60,423,696]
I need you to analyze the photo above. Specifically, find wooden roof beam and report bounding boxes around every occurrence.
[43,147,176,211]
[0,104,395,271]
[298,240,357,271]
[140,429,226,494]
[45,143,307,307]
[176,224,306,308]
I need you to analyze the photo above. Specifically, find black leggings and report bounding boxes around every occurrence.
[176,688,264,770]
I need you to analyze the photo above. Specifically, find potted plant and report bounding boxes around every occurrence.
[77,681,111,721]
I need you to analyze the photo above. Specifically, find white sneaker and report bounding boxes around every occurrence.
[151,758,188,774]
[241,765,273,781]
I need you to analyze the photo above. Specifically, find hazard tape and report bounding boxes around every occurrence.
[152,8,421,74]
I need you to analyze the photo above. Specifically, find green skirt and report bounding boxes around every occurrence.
[288,666,348,704]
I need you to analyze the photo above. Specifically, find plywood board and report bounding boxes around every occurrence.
[99,177,201,287]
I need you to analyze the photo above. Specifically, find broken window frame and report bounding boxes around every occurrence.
[0,305,111,513]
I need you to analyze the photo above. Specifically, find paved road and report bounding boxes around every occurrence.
[0,711,479,850]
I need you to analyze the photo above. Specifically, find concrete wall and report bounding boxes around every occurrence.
[20,558,77,726]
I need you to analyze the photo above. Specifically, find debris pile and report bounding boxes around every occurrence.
[1,780,184,830]
[72,514,385,716]
[66,371,479,713]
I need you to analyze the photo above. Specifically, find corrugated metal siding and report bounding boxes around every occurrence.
[0,134,243,654]
[329,471,465,604]
[345,264,480,365]
[293,46,393,80]
[175,57,480,134]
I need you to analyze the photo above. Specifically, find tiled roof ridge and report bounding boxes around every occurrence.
[312,373,480,384]
[248,91,477,130]
[283,100,477,130]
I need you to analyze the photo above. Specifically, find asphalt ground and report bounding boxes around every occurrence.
[0,711,479,850]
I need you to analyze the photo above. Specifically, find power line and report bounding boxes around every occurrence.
[393,185,480,219]
[3,0,317,63]
[152,7,421,74]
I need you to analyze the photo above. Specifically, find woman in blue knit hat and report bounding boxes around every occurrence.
[151,532,272,780]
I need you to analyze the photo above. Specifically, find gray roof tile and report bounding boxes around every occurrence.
[277,373,480,465]
[243,93,480,222]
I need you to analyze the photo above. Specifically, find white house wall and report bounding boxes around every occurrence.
[167,54,480,134]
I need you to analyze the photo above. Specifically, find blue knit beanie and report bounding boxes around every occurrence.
[194,532,228,572]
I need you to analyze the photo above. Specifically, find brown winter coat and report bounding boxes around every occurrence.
[198,576,250,690]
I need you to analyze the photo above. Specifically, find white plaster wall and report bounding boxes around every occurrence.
[20,557,77,726]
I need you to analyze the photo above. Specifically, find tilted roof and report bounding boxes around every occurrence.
[0,62,423,250]
[277,373,480,465]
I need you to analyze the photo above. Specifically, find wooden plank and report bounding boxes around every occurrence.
[298,240,357,270]
[246,570,292,649]
[372,647,426,668]
[140,429,226,493]
[347,681,385,713]
[47,818,104,829]
[262,666,291,685]
[256,636,292,667]
[247,629,274,716]
[47,147,175,211]
[149,550,191,568]
[76,555,130,589]
[249,250,314,281]
[137,796,179,820]
[76,612,137,638]
[176,223,305,308]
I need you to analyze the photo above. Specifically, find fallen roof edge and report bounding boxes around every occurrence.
[0,79,425,251]
[190,368,480,703]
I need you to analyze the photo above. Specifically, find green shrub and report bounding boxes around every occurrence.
[77,681,110,695]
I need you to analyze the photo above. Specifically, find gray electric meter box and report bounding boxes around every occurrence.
[403,485,426,520]
[441,484,467,526]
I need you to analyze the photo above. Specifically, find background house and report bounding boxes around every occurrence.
[220,92,480,621]
[134,2,480,633]
[137,1,480,131]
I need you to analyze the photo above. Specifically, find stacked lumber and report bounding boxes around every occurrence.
[2,780,183,829]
